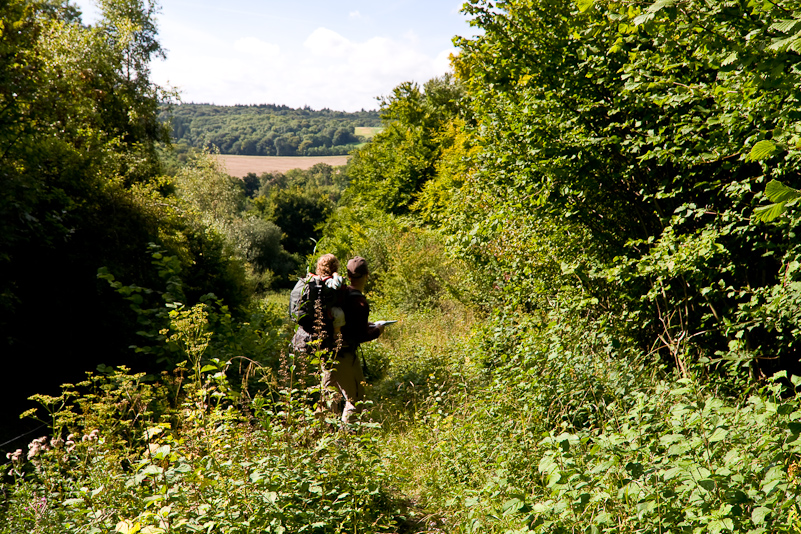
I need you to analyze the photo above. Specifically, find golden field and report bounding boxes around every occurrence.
[216,155,350,177]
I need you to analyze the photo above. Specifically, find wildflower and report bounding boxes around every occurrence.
[6,449,22,475]
[27,436,50,460]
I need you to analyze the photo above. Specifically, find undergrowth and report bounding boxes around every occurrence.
[374,309,801,534]
[5,234,801,534]
[0,305,402,534]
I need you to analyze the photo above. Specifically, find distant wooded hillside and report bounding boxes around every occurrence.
[160,103,382,156]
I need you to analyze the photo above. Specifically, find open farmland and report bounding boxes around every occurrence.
[355,126,383,138]
[216,155,350,177]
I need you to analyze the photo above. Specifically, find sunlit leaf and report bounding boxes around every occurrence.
[770,19,801,33]
[769,35,799,51]
[747,140,777,161]
[647,0,676,13]
[721,52,738,66]
[752,506,771,525]
[753,202,787,222]
[764,179,801,203]
[708,427,728,442]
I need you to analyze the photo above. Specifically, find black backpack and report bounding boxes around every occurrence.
[288,274,344,331]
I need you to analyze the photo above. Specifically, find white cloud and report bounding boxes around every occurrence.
[433,48,454,73]
[151,22,453,110]
[72,0,461,110]
[304,28,353,59]
[403,30,420,44]
[233,37,280,59]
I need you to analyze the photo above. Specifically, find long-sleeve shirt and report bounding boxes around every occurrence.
[340,287,381,350]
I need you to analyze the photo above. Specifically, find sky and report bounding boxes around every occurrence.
[73,0,475,112]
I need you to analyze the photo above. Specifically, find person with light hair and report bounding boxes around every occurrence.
[290,253,346,354]
[314,253,345,337]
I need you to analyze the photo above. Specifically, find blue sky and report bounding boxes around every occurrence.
[74,0,475,111]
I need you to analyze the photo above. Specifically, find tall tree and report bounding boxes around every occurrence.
[345,74,464,215]
[449,0,801,375]
[0,0,245,436]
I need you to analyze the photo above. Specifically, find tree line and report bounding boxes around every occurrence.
[161,103,381,156]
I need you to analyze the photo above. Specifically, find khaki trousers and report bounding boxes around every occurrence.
[322,351,364,424]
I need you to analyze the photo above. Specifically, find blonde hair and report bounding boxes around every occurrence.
[315,253,339,277]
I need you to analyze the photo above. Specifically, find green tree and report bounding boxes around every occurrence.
[448,0,801,376]
[346,74,464,215]
[255,187,334,258]
[0,0,251,434]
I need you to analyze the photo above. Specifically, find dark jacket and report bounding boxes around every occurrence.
[340,287,381,350]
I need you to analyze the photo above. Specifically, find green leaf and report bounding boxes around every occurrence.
[753,202,788,222]
[721,52,738,66]
[752,506,771,525]
[770,19,801,33]
[764,179,801,203]
[769,35,801,52]
[724,489,749,503]
[660,433,685,444]
[502,497,524,514]
[636,500,657,514]
[698,479,716,491]
[576,0,594,12]
[140,465,162,476]
[708,427,729,442]
[152,444,171,459]
[708,519,726,534]
[174,463,191,473]
[115,520,141,534]
[647,0,676,13]
[747,140,777,161]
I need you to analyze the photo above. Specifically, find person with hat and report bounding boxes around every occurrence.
[323,256,385,424]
